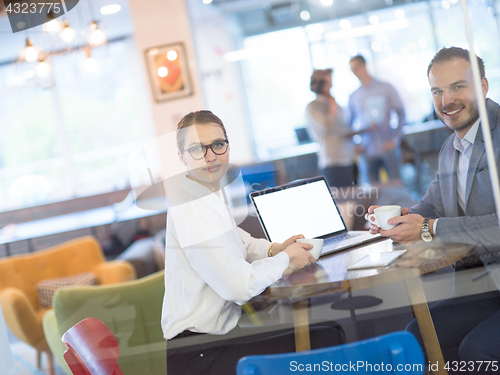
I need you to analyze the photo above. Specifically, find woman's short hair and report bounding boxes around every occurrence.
[310,69,332,81]
[176,110,228,151]
[310,69,332,93]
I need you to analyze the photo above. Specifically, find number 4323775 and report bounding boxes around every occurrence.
[6,2,62,14]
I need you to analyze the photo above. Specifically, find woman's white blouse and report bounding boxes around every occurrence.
[161,177,290,339]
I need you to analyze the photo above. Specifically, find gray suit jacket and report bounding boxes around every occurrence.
[410,98,500,287]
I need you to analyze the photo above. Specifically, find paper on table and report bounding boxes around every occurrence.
[347,250,407,270]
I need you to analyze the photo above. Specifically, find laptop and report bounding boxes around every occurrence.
[294,127,312,144]
[249,176,380,257]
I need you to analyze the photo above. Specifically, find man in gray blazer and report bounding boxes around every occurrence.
[368,47,500,362]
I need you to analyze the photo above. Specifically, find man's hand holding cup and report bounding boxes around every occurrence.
[366,205,404,232]
[365,205,432,244]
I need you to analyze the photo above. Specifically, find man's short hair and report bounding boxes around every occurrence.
[427,47,485,78]
[349,55,366,65]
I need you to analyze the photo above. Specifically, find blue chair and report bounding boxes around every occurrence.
[237,331,424,375]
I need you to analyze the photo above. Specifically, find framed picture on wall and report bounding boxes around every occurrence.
[145,42,193,102]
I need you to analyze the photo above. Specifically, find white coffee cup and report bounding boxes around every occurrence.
[367,205,402,230]
[296,238,324,260]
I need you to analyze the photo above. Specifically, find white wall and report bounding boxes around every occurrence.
[186,0,255,165]
[128,0,204,137]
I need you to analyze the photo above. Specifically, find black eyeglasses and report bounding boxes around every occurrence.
[182,139,229,160]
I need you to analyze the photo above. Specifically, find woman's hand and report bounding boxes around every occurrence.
[283,242,316,270]
[272,235,305,255]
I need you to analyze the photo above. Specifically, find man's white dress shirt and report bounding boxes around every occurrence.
[161,177,289,340]
[453,119,480,212]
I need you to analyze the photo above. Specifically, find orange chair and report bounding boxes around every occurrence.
[0,236,135,375]
[62,317,123,375]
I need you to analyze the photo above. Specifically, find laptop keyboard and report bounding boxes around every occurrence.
[324,232,360,245]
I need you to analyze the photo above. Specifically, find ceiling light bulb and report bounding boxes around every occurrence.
[202,0,213,4]
[369,15,380,25]
[44,18,62,34]
[89,21,107,46]
[83,56,98,73]
[300,10,311,21]
[24,46,39,62]
[60,20,76,43]
[90,29,106,46]
[167,50,178,61]
[23,39,39,62]
[100,4,121,14]
[35,60,51,78]
[81,48,99,73]
[158,67,168,77]
[321,0,333,6]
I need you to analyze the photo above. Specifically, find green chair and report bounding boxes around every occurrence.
[43,270,166,375]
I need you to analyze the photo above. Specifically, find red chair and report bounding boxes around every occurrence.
[62,317,124,375]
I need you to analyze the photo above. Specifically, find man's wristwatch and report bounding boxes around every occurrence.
[421,218,433,242]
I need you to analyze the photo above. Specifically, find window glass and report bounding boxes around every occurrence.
[241,2,446,156]
[0,39,151,210]
[0,64,64,209]
[242,27,313,156]
[431,0,500,102]
[365,3,436,123]
[53,41,146,196]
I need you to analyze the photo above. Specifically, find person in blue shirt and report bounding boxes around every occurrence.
[347,55,406,184]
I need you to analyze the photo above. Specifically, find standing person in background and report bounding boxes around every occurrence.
[306,69,358,188]
[347,55,406,184]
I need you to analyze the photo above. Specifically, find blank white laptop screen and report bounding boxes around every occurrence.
[251,180,346,243]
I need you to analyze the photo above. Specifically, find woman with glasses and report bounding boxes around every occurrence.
[162,110,345,375]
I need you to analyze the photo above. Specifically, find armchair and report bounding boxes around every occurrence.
[0,236,135,375]
[43,270,166,375]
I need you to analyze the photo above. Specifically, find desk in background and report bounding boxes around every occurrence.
[232,120,450,203]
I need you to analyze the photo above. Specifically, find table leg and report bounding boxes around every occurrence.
[292,299,310,352]
[404,277,448,375]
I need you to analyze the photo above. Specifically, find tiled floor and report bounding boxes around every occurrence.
[6,329,65,375]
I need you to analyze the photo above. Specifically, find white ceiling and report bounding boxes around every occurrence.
[0,0,135,64]
[0,0,422,64]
